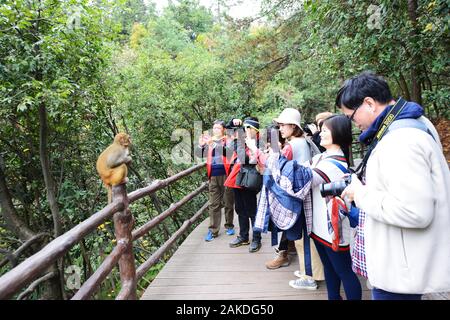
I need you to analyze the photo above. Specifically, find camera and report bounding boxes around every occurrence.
[320,175,351,197]
[302,123,313,136]
[225,118,243,130]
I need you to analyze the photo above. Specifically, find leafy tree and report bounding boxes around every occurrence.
[0,0,119,299]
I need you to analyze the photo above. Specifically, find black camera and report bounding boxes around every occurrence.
[320,175,351,197]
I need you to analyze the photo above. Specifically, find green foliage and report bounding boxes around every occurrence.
[112,0,155,36]
[165,0,214,34]
[257,0,449,118]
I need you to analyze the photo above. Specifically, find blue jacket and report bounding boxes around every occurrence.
[254,154,312,234]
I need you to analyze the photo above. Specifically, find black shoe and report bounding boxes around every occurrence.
[249,240,262,253]
[229,237,250,248]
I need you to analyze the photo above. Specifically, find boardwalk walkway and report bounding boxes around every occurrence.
[142,215,372,300]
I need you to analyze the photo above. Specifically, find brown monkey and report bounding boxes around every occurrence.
[96,133,132,203]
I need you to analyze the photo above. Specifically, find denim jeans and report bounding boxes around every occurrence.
[372,288,422,300]
[313,239,362,300]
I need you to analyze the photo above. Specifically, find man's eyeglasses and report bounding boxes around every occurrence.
[347,105,361,122]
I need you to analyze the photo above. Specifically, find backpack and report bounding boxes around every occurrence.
[305,136,321,158]
[387,118,437,141]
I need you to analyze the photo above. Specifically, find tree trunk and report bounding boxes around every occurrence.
[0,156,36,241]
[38,103,66,300]
[38,103,62,238]
[407,0,423,105]
[398,72,411,101]
[0,155,62,299]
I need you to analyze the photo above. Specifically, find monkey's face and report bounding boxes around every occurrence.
[115,133,131,147]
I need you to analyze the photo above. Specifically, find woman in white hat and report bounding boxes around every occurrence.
[246,107,325,290]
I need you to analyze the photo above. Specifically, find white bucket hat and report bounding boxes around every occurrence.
[273,108,301,128]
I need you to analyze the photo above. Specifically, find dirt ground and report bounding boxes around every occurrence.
[432,118,450,162]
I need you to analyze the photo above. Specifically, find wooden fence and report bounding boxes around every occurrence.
[0,163,208,300]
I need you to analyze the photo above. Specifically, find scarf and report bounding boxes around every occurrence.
[359,101,424,145]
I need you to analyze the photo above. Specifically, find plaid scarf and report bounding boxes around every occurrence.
[254,153,312,233]
[351,208,368,278]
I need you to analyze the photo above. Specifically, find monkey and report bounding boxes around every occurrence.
[96,132,132,203]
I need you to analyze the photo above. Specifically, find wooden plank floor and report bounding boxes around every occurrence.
[141,215,372,300]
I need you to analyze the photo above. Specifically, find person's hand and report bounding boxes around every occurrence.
[245,137,257,153]
[341,174,363,203]
[233,119,242,126]
[205,136,213,145]
[199,133,212,146]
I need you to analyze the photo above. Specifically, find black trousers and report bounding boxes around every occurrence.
[233,188,261,242]
[278,232,289,250]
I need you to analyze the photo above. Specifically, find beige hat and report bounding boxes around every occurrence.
[273,108,301,128]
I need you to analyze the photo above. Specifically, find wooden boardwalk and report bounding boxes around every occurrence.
[141,215,372,300]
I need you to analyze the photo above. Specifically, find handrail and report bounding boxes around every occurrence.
[132,182,208,241]
[0,163,207,300]
[0,200,123,300]
[71,240,127,300]
[128,163,206,203]
[72,182,208,300]
[135,201,209,280]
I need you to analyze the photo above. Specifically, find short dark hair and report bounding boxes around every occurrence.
[213,120,226,128]
[302,124,313,136]
[335,71,393,110]
[243,116,260,131]
[245,116,258,121]
[322,115,352,166]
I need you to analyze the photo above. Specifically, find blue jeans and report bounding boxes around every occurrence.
[313,239,362,300]
[372,288,422,300]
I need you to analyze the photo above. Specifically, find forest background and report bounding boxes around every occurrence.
[0,0,448,299]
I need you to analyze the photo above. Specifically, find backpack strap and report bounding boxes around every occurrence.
[312,156,349,183]
[326,155,347,162]
[305,136,321,157]
[387,118,436,142]
[313,168,331,183]
[327,159,350,175]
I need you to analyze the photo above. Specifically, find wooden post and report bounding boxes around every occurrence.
[349,144,354,168]
[112,183,137,300]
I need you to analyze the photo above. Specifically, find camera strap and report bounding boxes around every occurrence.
[354,97,408,178]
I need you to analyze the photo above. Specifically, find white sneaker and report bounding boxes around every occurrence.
[289,276,318,290]
[294,270,304,278]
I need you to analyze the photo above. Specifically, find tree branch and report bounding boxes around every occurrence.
[0,155,36,241]
[17,271,56,300]
[38,103,62,238]
[0,233,50,268]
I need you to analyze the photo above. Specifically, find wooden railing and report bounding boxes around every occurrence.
[0,163,208,300]
[349,131,366,167]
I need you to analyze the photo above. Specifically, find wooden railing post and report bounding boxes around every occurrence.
[112,183,136,300]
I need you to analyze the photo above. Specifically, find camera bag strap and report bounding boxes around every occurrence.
[354,97,408,178]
